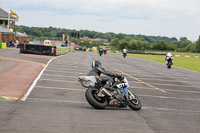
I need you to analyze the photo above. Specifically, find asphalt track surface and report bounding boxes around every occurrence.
[1,51,200,133]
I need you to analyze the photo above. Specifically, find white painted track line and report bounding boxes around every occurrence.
[28,98,200,113]
[20,54,68,101]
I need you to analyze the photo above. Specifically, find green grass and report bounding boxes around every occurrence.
[151,51,200,56]
[128,54,200,72]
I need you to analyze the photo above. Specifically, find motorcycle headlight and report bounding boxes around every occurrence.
[82,79,92,87]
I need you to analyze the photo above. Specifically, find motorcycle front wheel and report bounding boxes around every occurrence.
[167,62,172,69]
[128,92,142,110]
[85,87,108,109]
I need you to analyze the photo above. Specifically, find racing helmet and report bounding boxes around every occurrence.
[167,52,172,57]
[92,61,102,68]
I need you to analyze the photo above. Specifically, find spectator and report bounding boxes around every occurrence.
[16,40,19,48]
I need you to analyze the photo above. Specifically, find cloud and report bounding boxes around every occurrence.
[2,0,200,21]
[1,0,200,40]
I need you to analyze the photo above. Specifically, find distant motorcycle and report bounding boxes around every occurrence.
[78,75,142,110]
[99,51,103,56]
[166,57,173,69]
[123,53,127,58]
[103,50,107,55]
[165,52,173,69]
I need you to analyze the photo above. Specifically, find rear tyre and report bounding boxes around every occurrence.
[85,87,107,109]
[128,93,142,110]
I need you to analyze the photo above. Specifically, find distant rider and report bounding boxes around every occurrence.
[86,61,123,97]
[165,52,173,64]
[122,49,127,58]
[123,49,127,54]
[98,48,103,56]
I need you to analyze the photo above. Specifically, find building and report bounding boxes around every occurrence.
[99,46,112,50]
[80,36,96,42]
[0,8,28,44]
[0,26,14,43]
[95,38,108,43]
[80,36,108,43]
[0,8,16,29]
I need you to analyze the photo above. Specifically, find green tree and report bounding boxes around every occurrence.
[180,37,187,41]
[196,36,200,53]
[104,34,112,41]
[110,38,120,49]
[128,39,138,50]
[184,43,196,52]
[118,40,129,50]
[30,30,42,37]
[152,40,168,51]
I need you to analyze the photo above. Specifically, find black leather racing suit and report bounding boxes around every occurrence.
[86,66,120,90]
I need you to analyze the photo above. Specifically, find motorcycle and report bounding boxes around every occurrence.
[99,51,103,56]
[78,75,142,110]
[166,57,173,69]
[123,53,127,58]
[103,50,107,55]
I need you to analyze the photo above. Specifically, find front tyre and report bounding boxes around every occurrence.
[128,93,142,110]
[167,62,172,69]
[85,87,108,109]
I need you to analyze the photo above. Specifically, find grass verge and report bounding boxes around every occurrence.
[128,54,200,72]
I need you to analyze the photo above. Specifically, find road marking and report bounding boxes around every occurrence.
[139,94,200,101]
[143,107,200,113]
[50,62,88,66]
[42,74,77,78]
[131,81,200,88]
[40,78,78,83]
[48,65,90,69]
[28,98,87,104]
[0,56,45,66]
[123,71,200,79]
[45,70,85,74]
[35,86,85,91]
[36,85,200,94]
[46,68,88,72]
[112,67,166,93]
[132,86,200,94]
[122,70,199,77]
[27,98,200,113]
[127,77,200,83]
[20,54,67,101]
[42,74,200,85]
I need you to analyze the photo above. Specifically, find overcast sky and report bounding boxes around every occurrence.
[1,0,200,41]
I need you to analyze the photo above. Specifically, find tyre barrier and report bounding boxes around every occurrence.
[20,44,73,56]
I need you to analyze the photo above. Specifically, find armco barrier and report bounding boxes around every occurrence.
[20,44,72,56]
[20,44,55,55]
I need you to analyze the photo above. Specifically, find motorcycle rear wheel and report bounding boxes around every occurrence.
[85,87,108,109]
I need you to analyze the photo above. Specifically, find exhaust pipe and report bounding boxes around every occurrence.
[101,88,112,97]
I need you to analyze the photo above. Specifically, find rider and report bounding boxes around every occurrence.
[165,52,173,64]
[99,48,103,52]
[123,49,127,57]
[123,49,127,54]
[86,61,123,96]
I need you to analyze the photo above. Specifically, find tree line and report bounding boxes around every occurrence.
[16,25,200,53]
